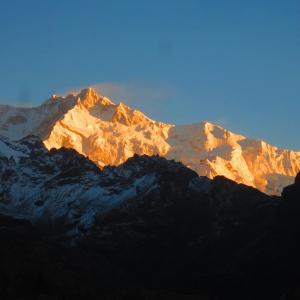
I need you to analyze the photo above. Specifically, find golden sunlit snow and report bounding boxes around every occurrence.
[0,88,299,195]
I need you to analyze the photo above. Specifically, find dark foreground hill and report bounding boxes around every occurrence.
[0,136,300,299]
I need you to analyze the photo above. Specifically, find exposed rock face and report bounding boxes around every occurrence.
[0,88,299,194]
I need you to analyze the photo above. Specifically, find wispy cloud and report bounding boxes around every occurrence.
[212,118,228,128]
[60,81,175,118]
[93,82,171,104]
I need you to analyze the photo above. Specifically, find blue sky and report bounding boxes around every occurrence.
[0,0,299,149]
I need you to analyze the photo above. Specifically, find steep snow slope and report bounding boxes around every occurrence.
[0,88,299,194]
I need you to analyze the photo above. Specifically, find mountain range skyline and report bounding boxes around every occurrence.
[1,87,299,195]
[1,1,300,150]
[1,84,300,152]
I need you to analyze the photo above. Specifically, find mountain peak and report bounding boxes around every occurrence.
[77,87,114,109]
[79,87,98,99]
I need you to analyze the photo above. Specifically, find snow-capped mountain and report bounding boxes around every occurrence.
[0,88,299,194]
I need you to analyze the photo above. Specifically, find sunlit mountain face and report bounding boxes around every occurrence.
[0,88,300,194]
[0,87,299,195]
